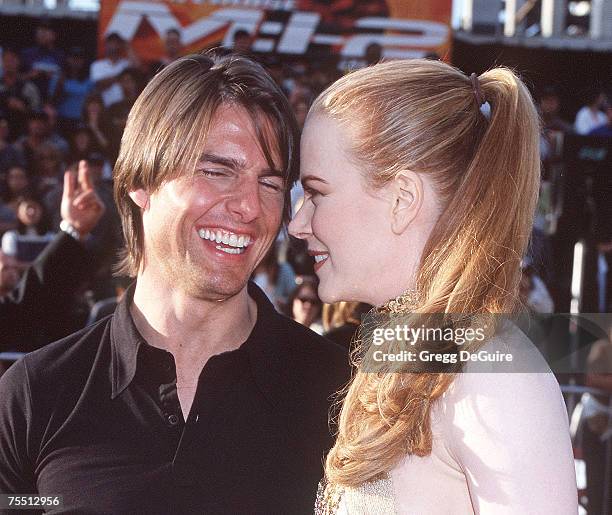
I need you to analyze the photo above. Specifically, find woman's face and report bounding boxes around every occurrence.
[17,200,42,226]
[292,284,321,326]
[7,167,28,193]
[289,114,396,305]
[86,100,102,118]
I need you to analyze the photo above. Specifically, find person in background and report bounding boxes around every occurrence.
[287,277,324,334]
[44,152,120,299]
[31,143,64,198]
[0,160,105,350]
[323,301,371,350]
[20,19,65,104]
[162,28,182,66]
[233,29,253,55]
[589,103,612,138]
[539,86,573,134]
[81,94,110,156]
[575,89,607,135]
[0,113,25,172]
[105,67,143,163]
[1,195,54,262]
[90,32,135,107]
[583,321,612,515]
[252,243,296,312]
[1,164,31,214]
[0,48,41,141]
[519,262,555,313]
[49,46,94,136]
[14,111,67,170]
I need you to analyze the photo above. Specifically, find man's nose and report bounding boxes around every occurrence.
[226,179,262,223]
[288,200,312,240]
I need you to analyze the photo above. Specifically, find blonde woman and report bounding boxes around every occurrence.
[289,59,578,513]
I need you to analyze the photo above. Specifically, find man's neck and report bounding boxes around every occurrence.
[130,272,257,381]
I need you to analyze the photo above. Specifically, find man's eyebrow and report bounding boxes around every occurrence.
[301,174,329,185]
[198,153,246,170]
[199,153,283,176]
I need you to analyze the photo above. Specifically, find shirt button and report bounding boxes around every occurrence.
[167,414,180,426]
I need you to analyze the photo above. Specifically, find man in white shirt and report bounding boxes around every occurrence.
[90,32,135,107]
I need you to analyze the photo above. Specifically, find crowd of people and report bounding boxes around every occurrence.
[0,20,610,353]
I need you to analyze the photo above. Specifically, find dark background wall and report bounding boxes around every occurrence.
[452,38,612,120]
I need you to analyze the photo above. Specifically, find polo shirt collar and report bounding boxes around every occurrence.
[109,281,292,402]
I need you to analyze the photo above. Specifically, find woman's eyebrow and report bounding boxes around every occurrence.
[301,175,329,185]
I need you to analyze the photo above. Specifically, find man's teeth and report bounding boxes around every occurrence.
[314,254,328,263]
[198,229,251,248]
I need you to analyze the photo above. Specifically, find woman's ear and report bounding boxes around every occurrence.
[128,188,150,210]
[390,171,423,235]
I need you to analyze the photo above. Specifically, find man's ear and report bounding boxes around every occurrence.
[390,171,423,235]
[128,188,150,210]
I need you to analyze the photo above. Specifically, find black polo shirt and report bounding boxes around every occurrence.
[0,282,350,514]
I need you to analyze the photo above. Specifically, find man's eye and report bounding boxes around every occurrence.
[200,169,230,178]
[259,179,284,193]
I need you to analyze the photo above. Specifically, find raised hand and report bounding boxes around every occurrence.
[60,160,106,239]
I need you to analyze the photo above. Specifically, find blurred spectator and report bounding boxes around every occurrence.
[14,111,67,169]
[32,143,63,197]
[589,104,612,137]
[105,67,142,163]
[323,301,371,350]
[0,47,41,141]
[583,322,612,515]
[81,94,110,155]
[49,46,94,135]
[0,249,21,297]
[43,153,121,299]
[1,195,54,261]
[233,29,253,55]
[20,19,65,104]
[0,112,25,172]
[1,164,31,213]
[90,32,134,107]
[574,89,607,135]
[519,263,554,313]
[0,161,105,351]
[286,277,323,334]
[288,87,312,130]
[252,243,296,312]
[67,125,101,165]
[539,86,573,134]
[162,28,182,66]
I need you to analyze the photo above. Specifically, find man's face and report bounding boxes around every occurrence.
[35,27,55,48]
[165,32,181,56]
[137,104,285,300]
[105,39,123,58]
[28,119,47,138]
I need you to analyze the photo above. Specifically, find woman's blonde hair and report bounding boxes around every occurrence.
[312,59,541,486]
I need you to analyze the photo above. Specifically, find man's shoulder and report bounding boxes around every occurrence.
[13,316,112,392]
[277,312,348,362]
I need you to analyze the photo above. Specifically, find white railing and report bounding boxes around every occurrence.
[454,0,612,46]
[0,0,99,17]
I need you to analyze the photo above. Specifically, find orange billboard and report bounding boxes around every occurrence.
[99,0,452,62]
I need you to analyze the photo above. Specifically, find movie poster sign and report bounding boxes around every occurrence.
[98,0,452,62]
